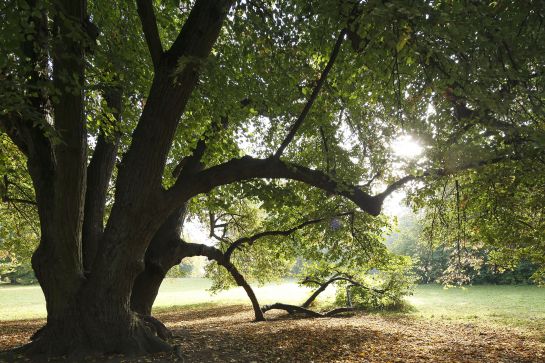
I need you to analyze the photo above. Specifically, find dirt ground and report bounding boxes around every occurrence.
[1,305,544,362]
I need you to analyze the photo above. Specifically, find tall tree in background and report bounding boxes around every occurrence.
[0,0,543,357]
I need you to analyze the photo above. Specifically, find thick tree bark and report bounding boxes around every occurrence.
[79,4,231,345]
[131,205,188,316]
[28,1,233,356]
[22,0,88,356]
[82,88,122,272]
[17,0,233,357]
[5,0,412,357]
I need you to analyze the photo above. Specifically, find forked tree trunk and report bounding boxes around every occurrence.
[3,0,395,357]
[130,232,266,322]
[22,4,231,356]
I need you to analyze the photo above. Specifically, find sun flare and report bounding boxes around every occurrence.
[392,135,423,159]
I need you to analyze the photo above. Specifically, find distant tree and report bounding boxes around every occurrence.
[412,167,545,284]
[387,212,448,283]
[387,207,540,285]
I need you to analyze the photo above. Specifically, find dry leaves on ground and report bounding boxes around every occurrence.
[0,305,544,362]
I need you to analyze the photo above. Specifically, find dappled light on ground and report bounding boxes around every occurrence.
[1,305,543,362]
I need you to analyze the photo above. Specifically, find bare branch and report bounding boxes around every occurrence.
[261,303,355,317]
[261,303,324,317]
[274,28,347,158]
[136,0,164,69]
[2,196,37,206]
[224,211,353,260]
[262,273,385,318]
[1,175,36,206]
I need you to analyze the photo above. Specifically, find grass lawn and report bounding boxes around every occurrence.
[0,278,322,321]
[406,284,545,335]
[1,279,544,334]
[1,281,544,362]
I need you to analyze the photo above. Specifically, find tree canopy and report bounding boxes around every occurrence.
[0,0,543,358]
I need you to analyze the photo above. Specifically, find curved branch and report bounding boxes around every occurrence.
[224,212,353,260]
[274,29,347,158]
[301,275,344,308]
[261,303,355,318]
[179,241,264,321]
[375,175,417,202]
[170,156,382,216]
[375,153,524,202]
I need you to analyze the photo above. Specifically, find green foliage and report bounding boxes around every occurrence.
[0,136,38,285]
[333,256,415,311]
[202,178,396,295]
[416,165,545,284]
[387,210,541,285]
[1,0,544,295]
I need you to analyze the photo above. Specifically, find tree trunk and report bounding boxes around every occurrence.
[131,205,188,316]
[82,87,122,272]
[26,0,87,353]
[131,264,168,317]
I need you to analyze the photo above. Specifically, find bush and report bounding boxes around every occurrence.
[335,257,415,311]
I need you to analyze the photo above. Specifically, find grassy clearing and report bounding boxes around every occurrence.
[1,279,543,334]
[151,278,324,314]
[0,284,46,321]
[0,278,324,321]
[406,284,545,335]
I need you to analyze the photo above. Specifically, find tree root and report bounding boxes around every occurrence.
[139,314,173,340]
[30,325,46,341]
[10,315,172,359]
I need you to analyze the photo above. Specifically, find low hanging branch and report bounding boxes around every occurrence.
[261,273,386,318]
[261,303,356,318]
[223,211,353,260]
[193,211,355,321]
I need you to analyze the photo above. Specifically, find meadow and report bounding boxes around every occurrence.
[1,278,544,334]
[1,279,544,362]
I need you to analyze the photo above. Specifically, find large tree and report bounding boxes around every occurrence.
[1,0,543,358]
